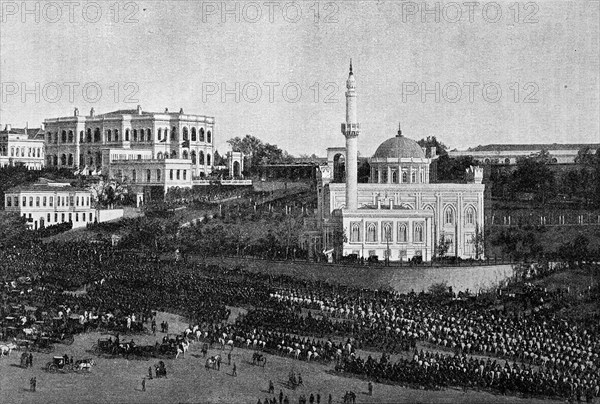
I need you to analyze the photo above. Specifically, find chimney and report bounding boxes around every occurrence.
[430,146,437,157]
[137,105,142,115]
[90,107,95,117]
[5,124,11,131]
[74,107,79,117]
[421,147,427,156]
[165,108,169,113]
[179,108,184,114]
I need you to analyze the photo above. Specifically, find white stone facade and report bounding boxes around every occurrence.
[4,181,97,230]
[317,65,485,261]
[43,106,215,177]
[0,125,45,170]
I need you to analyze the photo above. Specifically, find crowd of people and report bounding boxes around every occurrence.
[1,241,599,402]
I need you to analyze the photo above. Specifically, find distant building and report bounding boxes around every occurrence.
[0,125,45,169]
[4,179,98,230]
[108,158,193,198]
[448,143,600,165]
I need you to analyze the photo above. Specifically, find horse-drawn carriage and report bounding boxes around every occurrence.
[30,336,54,354]
[252,351,267,367]
[45,356,95,373]
[92,338,113,355]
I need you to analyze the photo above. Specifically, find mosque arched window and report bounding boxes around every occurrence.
[402,171,407,183]
[414,223,424,242]
[382,223,393,242]
[350,223,361,242]
[465,207,475,226]
[444,207,455,225]
[398,224,407,243]
[366,223,377,243]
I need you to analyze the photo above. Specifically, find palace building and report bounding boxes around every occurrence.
[0,125,45,170]
[316,64,485,261]
[43,106,215,179]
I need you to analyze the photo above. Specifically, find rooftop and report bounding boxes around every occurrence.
[465,143,600,152]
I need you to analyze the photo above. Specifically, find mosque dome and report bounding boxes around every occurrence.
[373,127,425,159]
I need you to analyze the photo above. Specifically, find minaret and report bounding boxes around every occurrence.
[341,60,360,210]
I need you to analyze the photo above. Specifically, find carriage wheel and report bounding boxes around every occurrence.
[47,364,58,373]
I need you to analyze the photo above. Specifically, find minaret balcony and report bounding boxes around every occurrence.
[341,123,360,132]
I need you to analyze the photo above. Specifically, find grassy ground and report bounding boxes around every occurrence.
[0,312,552,404]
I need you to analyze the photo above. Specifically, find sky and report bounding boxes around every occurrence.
[1,0,599,156]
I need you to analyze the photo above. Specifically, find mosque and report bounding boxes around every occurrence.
[316,63,485,262]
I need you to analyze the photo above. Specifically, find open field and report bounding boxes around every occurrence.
[0,312,552,404]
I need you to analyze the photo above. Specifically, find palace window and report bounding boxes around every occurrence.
[402,171,407,183]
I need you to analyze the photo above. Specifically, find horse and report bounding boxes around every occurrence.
[175,340,190,359]
[0,343,17,357]
[205,357,217,371]
[252,352,267,367]
[74,359,95,372]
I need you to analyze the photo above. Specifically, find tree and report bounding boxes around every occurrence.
[213,150,226,166]
[435,235,452,258]
[471,224,485,259]
[227,135,293,174]
[91,179,129,208]
[510,153,555,202]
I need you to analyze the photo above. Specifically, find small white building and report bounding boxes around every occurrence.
[4,179,98,230]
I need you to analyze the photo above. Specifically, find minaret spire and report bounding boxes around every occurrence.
[341,62,360,211]
[397,122,402,137]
